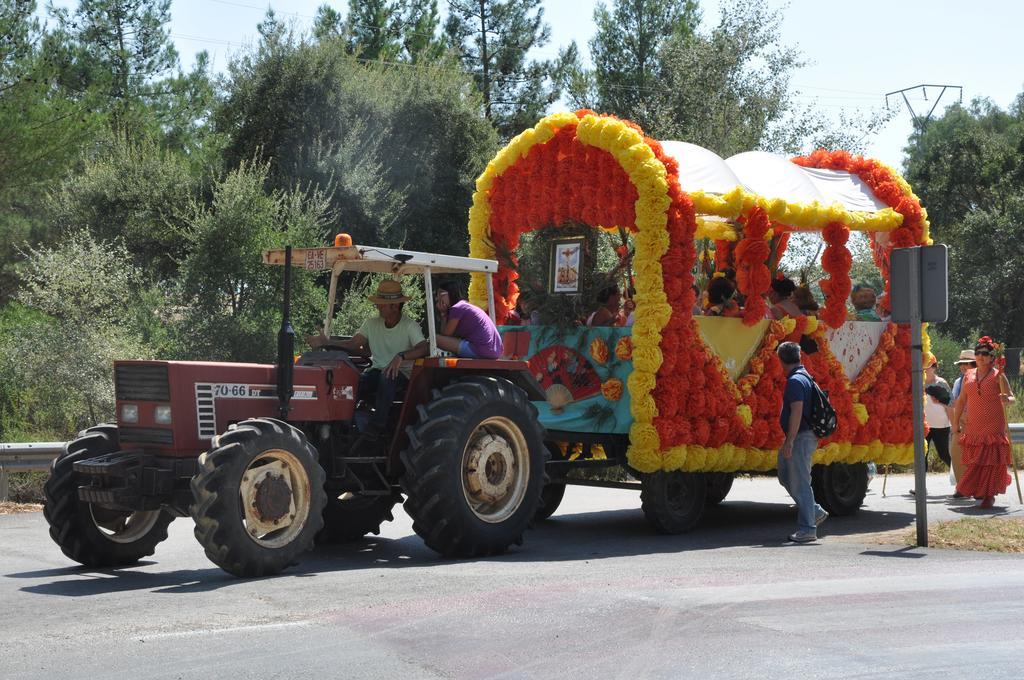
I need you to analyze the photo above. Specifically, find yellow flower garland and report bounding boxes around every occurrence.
[574,114,673,472]
[467,112,579,304]
[689,188,904,233]
[694,218,738,241]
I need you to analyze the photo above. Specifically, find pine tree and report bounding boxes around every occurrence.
[444,0,564,138]
[588,0,700,128]
[52,0,178,140]
[0,1,101,302]
[315,1,446,63]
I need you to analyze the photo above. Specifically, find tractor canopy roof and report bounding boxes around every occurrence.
[263,244,498,276]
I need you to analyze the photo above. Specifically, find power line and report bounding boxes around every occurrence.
[171,32,239,47]
[203,0,318,20]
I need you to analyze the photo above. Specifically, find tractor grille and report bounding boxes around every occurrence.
[118,427,174,446]
[115,364,170,401]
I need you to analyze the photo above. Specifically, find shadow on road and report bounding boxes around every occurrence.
[8,498,920,596]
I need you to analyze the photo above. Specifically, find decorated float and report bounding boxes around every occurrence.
[467,110,931,528]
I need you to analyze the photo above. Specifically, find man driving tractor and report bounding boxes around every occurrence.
[308,279,427,437]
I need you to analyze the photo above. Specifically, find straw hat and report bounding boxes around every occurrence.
[368,279,410,304]
[954,349,976,364]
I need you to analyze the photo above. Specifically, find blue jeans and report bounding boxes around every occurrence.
[777,430,824,533]
[457,339,478,358]
[358,369,407,431]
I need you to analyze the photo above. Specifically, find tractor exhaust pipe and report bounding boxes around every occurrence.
[276,245,295,420]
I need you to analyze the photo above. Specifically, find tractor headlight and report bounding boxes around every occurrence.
[121,404,139,423]
[154,405,172,425]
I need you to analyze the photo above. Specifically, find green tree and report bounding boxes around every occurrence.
[444,0,566,138]
[313,4,346,40]
[588,0,700,129]
[48,134,203,280]
[173,160,330,362]
[650,0,889,156]
[0,1,103,301]
[312,1,446,62]
[0,231,154,435]
[0,1,97,200]
[345,0,404,60]
[903,94,1024,345]
[215,30,497,255]
[52,0,179,141]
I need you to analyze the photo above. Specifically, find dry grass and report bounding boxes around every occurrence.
[907,517,1024,553]
[0,501,43,515]
[2,471,47,504]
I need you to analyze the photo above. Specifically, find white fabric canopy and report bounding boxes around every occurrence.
[658,141,890,215]
[659,141,740,196]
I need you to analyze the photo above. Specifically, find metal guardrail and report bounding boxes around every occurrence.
[0,442,65,501]
[2,425,1024,501]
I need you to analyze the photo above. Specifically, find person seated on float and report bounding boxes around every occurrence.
[514,290,541,325]
[307,279,426,437]
[587,284,622,326]
[793,274,820,315]
[721,267,744,305]
[768,275,802,319]
[875,291,891,323]
[704,274,742,317]
[850,283,881,321]
[622,286,637,326]
[691,283,703,316]
[423,281,503,359]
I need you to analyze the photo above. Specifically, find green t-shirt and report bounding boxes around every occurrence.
[357,314,425,370]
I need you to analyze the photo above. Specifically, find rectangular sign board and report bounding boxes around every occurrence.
[890,244,949,324]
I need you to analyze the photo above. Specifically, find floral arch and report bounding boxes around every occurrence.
[468,110,931,474]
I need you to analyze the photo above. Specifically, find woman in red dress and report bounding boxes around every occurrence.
[951,336,1016,508]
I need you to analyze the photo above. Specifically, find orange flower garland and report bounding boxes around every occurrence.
[734,207,772,325]
[793,150,931,301]
[818,221,853,328]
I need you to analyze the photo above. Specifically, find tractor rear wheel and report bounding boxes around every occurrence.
[190,418,326,577]
[641,471,707,534]
[317,492,398,544]
[401,377,546,557]
[812,462,868,516]
[43,425,174,567]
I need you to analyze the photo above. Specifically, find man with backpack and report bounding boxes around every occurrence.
[776,341,830,543]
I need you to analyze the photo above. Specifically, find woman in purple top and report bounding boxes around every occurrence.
[434,282,503,359]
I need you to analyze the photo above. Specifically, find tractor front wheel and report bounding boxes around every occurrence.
[401,377,546,557]
[43,425,174,567]
[190,418,326,577]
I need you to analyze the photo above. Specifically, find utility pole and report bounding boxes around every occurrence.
[885,84,963,130]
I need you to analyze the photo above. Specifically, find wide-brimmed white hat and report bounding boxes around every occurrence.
[954,349,976,364]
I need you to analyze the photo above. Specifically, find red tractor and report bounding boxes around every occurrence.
[44,243,548,577]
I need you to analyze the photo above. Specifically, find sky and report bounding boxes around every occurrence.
[39,0,1024,172]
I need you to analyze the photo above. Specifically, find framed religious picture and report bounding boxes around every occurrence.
[550,237,584,294]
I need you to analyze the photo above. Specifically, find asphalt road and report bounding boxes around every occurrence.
[2,473,1023,680]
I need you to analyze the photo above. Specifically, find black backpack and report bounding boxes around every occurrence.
[796,368,838,438]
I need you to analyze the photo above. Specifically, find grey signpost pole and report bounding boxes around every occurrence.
[893,244,947,548]
[908,248,928,547]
